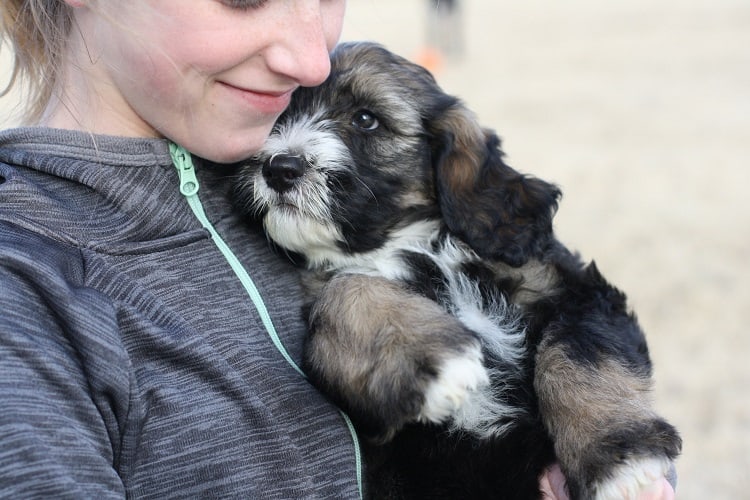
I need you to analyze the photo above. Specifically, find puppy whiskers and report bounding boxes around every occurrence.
[354,176,379,205]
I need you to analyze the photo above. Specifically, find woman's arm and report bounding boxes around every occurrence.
[0,225,129,497]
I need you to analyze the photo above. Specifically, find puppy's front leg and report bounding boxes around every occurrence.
[303,273,488,442]
[534,330,681,499]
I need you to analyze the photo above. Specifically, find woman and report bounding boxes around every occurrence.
[0,1,672,498]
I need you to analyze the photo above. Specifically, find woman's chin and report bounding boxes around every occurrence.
[188,128,275,164]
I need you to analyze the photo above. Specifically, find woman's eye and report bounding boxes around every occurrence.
[352,110,380,131]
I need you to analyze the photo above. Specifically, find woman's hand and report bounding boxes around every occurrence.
[539,463,675,500]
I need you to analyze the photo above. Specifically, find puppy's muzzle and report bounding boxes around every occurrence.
[263,154,305,193]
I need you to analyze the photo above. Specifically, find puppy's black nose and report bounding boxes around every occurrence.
[262,154,305,193]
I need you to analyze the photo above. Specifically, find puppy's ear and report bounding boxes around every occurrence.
[429,105,561,266]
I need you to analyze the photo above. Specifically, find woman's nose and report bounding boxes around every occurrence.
[264,2,335,87]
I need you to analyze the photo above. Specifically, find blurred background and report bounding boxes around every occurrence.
[2,1,748,498]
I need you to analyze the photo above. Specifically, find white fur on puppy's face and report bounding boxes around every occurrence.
[248,111,352,261]
[238,42,450,270]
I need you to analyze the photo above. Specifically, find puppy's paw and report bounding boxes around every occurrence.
[417,343,489,424]
[592,457,673,500]
[562,418,681,500]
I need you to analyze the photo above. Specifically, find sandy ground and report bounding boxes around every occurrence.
[2,1,748,498]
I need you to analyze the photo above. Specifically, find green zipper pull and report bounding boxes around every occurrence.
[169,142,200,196]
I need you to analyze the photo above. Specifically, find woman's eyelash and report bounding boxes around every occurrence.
[221,0,269,10]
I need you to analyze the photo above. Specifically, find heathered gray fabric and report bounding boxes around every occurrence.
[0,127,360,499]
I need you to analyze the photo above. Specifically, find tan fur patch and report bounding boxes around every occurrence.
[490,258,562,306]
[434,107,486,193]
[534,340,656,476]
[307,273,480,427]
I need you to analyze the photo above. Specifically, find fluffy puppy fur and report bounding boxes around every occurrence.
[233,42,681,499]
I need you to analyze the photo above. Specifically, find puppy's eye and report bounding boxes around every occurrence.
[352,110,379,131]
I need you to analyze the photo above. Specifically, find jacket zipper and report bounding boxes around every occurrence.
[169,143,363,498]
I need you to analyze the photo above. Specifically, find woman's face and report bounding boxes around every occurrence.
[59,0,346,162]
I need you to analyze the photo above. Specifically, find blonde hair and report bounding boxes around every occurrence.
[1,0,74,123]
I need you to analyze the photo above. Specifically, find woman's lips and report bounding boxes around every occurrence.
[219,82,294,115]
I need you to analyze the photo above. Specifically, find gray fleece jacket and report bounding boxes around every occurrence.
[0,128,361,499]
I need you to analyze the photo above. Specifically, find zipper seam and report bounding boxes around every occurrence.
[169,143,363,498]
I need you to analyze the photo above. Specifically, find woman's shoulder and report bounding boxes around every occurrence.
[0,128,213,251]
[0,127,172,165]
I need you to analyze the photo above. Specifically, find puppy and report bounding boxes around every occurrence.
[234,42,681,499]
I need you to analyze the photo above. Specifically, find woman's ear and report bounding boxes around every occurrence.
[429,104,561,266]
[63,0,87,7]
